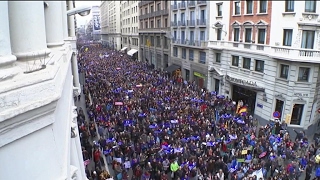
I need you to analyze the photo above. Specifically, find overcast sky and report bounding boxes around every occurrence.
[75,1,101,26]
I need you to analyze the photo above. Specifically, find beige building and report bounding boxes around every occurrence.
[120,1,139,58]
[138,0,170,69]
[100,1,121,50]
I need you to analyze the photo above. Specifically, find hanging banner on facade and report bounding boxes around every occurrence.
[93,15,101,31]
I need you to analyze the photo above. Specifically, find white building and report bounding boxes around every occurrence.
[100,1,122,50]
[0,1,86,179]
[208,0,320,134]
[170,0,210,88]
[120,0,139,57]
[91,6,101,40]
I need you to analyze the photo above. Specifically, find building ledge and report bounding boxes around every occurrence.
[208,40,320,63]
[0,45,72,130]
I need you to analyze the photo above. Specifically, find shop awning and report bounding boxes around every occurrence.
[127,49,138,56]
[121,47,128,52]
[225,74,265,91]
[163,64,180,73]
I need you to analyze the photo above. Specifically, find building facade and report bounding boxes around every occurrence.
[138,0,171,69]
[100,1,122,50]
[91,6,101,41]
[170,0,209,88]
[120,1,139,58]
[208,0,320,134]
[0,1,86,179]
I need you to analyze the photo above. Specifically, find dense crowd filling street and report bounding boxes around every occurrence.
[76,44,320,180]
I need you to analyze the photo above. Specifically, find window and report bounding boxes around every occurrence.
[157,19,161,28]
[173,31,177,40]
[164,18,167,27]
[255,60,264,73]
[185,69,190,81]
[232,55,239,67]
[150,20,154,28]
[283,29,293,46]
[305,0,316,13]
[291,104,304,125]
[285,0,294,12]
[245,28,252,43]
[189,50,194,61]
[217,28,222,40]
[157,3,161,11]
[234,1,240,15]
[181,12,185,22]
[150,36,154,46]
[275,99,284,120]
[279,64,289,79]
[243,57,251,69]
[150,5,154,13]
[190,31,194,42]
[246,0,253,14]
[217,3,222,16]
[145,7,147,14]
[200,31,205,41]
[173,47,178,57]
[298,67,310,82]
[301,30,315,49]
[233,28,240,41]
[259,0,267,13]
[145,21,148,28]
[156,36,161,47]
[199,52,206,64]
[216,53,221,63]
[257,29,266,44]
[182,48,186,59]
[200,10,205,20]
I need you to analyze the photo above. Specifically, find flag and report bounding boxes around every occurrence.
[238,106,247,114]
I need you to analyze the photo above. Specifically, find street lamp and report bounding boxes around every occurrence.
[67,5,91,16]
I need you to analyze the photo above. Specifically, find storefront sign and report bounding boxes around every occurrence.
[225,75,257,87]
[193,72,205,79]
[182,60,191,70]
[293,93,308,97]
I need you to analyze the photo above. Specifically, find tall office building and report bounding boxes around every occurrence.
[138,0,171,69]
[100,1,122,50]
[208,0,320,134]
[120,1,139,58]
[169,0,209,87]
[0,1,86,179]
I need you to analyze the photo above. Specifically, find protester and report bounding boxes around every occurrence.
[78,44,318,180]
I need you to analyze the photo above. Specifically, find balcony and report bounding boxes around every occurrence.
[139,27,170,34]
[139,14,148,20]
[188,1,196,8]
[139,1,153,7]
[197,1,207,6]
[187,20,196,27]
[171,21,178,27]
[179,2,186,9]
[208,40,320,63]
[197,19,207,27]
[178,20,186,27]
[154,9,169,17]
[172,4,178,11]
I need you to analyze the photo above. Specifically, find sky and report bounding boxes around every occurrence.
[75,1,101,26]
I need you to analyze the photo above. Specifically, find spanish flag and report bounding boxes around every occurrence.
[238,106,248,114]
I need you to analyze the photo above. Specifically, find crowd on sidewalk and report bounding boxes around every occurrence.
[77,45,320,180]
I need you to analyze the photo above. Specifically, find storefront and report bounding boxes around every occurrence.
[193,71,206,88]
[225,74,265,115]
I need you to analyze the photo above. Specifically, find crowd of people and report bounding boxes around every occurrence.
[77,45,320,180]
